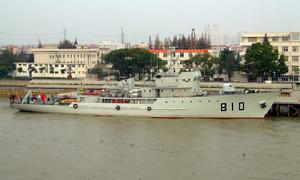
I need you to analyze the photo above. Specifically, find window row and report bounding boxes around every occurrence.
[49,54,97,59]
[162,52,194,58]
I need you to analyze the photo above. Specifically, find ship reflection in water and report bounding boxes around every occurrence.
[1,99,300,180]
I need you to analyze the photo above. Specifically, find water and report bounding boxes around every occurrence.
[0,98,300,180]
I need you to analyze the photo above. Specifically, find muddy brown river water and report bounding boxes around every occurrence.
[0,98,300,180]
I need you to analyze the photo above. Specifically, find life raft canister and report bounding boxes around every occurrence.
[73,104,78,109]
[147,106,152,111]
[116,105,121,110]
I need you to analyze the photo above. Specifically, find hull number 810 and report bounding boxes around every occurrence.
[221,102,245,112]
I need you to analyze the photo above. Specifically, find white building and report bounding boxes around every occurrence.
[15,62,87,79]
[149,48,219,73]
[32,48,100,70]
[240,32,300,77]
[99,41,131,51]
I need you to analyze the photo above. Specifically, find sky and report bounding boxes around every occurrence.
[0,0,300,45]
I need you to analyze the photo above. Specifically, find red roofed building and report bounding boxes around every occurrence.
[149,48,219,73]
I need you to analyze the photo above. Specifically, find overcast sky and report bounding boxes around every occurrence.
[0,0,299,45]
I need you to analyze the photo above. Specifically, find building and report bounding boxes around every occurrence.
[32,48,100,70]
[15,62,86,79]
[99,41,131,51]
[14,48,100,79]
[149,48,219,73]
[132,42,148,49]
[240,32,300,77]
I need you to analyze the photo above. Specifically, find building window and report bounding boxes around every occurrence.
[63,55,65,58]
[282,37,290,41]
[248,37,257,42]
[292,56,299,62]
[291,33,300,41]
[163,53,168,57]
[282,46,289,52]
[171,52,175,58]
[55,64,58,67]
[61,64,64,67]
[188,53,193,58]
[285,56,289,61]
[180,52,184,57]
[292,66,299,75]
[272,37,279,41]
[292,46,299,52]
[282,76,289,81]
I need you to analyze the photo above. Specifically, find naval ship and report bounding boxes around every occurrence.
[13,71,279,119]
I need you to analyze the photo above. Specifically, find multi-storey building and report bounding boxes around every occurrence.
[240,32,300,77]
[15,62,86,79]
[99,41,131,51]
[33,48,100,70]
[149,48,219,73]
[15,48,100,79]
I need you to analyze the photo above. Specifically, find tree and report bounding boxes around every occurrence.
[90,62,107,80]
[186,35,192,49]
[163,38,170,49]
[186,53,218,81]
[242,34,287,81]
[197,35,206,49]
[0,66,10,77]
[58,39,76,49]
[218,48,241,81]
[104,48,166,80]
[0,49,15,77]
[276,55,288,77]
[154,34,161,49]
[74,38,78,47]
[38,39,43,48]
[206,34,212,49]
[27,53,34,62]
[181,35,188,49]
[171,36,178,47]
[148,36,152,49]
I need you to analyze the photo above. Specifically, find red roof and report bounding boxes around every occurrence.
[149,49,208,53]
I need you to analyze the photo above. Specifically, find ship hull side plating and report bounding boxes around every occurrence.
[13,92,279,119]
